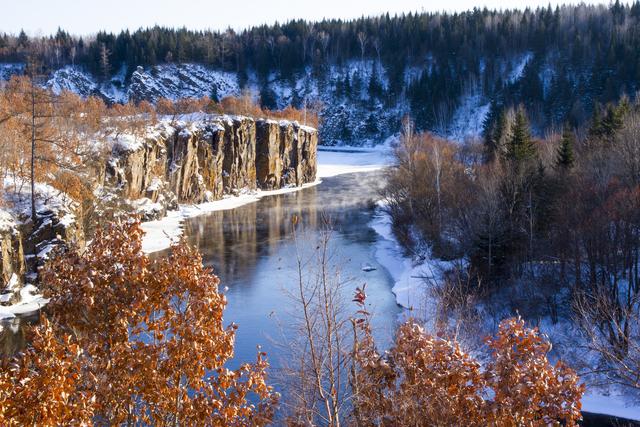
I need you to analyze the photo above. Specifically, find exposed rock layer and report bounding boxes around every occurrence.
[0,221,24,285]
[107,116,318,214]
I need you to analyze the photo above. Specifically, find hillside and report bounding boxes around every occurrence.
[1,2,639,144]
[0,53,544,146]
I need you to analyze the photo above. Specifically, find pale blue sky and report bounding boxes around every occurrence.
[1,0,622,36]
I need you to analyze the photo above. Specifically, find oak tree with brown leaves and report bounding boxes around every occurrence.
[0,317,95,426]
[350,289,584,426]
[0,220,278,426]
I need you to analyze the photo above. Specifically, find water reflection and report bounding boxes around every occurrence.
[176,171,401,371]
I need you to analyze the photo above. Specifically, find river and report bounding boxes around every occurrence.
[174,169,401,371]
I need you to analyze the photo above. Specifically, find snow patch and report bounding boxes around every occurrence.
[141,182,321,253]
[3,177,77,225]
[447,93,490,142]
[316,144,393,178]
[507,52,533,83]
[0,209,16,233]
[0,274,49,320]
[369,208,462,326]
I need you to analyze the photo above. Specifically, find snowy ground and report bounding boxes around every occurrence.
[368,208,462,329]
[0,179,74,319]
[368,202,640,421]
[140,144,394,253]
[0,275,48,320]
[316,144,393,178]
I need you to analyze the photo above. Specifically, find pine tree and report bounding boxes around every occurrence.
[588,102,605,140]
[368,64,384,99]
[491,109,509,160]
[482,101,509,162]
[210,84,220,103]
[508,107,536,164]
[556,124,576,170]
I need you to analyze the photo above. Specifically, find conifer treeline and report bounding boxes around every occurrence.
[1,2,640,131]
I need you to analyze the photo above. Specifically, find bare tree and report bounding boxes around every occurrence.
[371,36,381,63]
[357,32,367,63]
[99,43,111,81]
[574,286,640,390]
[280,215,352,426]
[318,31,330,61]
[24,55,61,222]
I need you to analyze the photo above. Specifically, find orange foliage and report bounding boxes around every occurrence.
[0,221,278,426]
[156,93,319,127]
[218,90,319,127]
[0,317,95,426]
[0,76,110,198]
[486,317,585,426]
[265,105,320,129]
[219,91,264,118]
[351,291,584,426]
[351,319,486,425]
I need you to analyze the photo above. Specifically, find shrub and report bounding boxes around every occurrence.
[351,290,584,426]
[0,221,278,426]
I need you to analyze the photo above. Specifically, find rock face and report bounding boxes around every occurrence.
[106,115,318,214]
[0,212,25,285]
[106,128,170,201]
[221,116,257,193]
[0,114,317,289]
[0,186,84,287]
[256,120,318,189]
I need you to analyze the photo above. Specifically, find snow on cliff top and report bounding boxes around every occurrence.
[0,209,16,233]
[110,113,317,154]
[2,177,76,225]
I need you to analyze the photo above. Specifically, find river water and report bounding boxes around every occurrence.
[176,170,401,371]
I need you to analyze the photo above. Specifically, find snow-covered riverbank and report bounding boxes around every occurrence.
[367,203,640,422]
[0,275,48,320]
[141,145,393,253]
[368,207,640,421]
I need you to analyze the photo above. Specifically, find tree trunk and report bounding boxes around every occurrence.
[31,86,36,223]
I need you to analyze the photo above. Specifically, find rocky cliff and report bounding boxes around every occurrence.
[0,212,24,286]
[1,115,317,298]
[106,115,317,219]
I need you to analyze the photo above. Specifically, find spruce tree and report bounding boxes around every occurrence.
[588,103,605,140]
[508,107,536,164]
[491,109,509,159]
[482,101,509,162]
[556,124,575,170]
[210,84,220,103]
[368,64,384,99]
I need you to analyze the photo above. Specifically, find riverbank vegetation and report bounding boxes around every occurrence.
[0,221,278,425]
[383,98,640,395]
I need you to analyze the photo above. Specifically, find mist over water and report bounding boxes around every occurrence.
[178,171,401,371]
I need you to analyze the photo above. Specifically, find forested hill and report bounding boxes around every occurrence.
[1,2,640,144]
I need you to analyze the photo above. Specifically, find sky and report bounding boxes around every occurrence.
[0,0,625,36]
